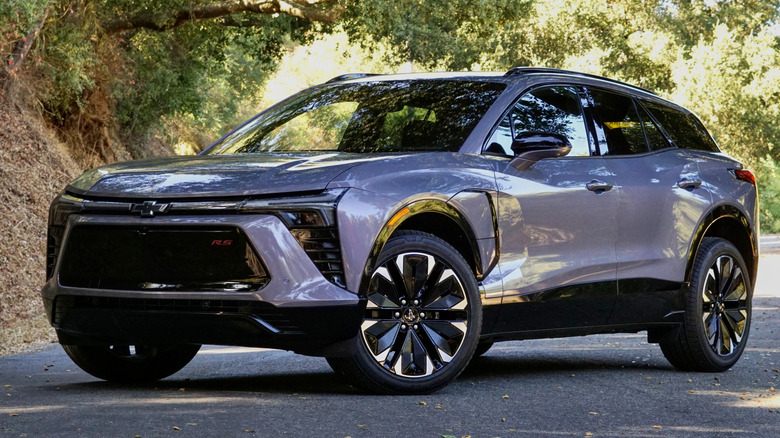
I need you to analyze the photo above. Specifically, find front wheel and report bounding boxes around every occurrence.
[328,231,481,394]
[660,237,752,372]
[63,344,201,382]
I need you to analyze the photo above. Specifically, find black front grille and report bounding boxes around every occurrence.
[290,227,345,288]
[59,226,269,292]
[53,295,303,333]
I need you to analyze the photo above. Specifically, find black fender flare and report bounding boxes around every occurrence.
[358,197,496,296]
[684,203,758,289]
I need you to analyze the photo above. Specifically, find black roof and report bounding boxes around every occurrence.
[505,67,657,95]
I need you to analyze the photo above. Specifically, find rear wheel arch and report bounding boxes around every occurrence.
[686,205,758,289]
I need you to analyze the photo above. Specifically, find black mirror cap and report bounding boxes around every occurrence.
[511,131,572,155]
[509,131,573,170]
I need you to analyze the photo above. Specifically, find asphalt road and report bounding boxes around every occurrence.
[1,258,779,437]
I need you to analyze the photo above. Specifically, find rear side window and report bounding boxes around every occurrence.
[636,105,671,151]
[589,89,648,155]
[641,101,720,152]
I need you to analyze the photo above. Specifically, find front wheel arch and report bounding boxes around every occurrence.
[359,200,491,297]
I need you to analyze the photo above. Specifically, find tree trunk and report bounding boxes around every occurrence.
[101,0,341,35]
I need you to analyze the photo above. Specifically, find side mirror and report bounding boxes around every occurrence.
[509,131,572,170]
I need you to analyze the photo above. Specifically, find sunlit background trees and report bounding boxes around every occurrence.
[2,0,780,230]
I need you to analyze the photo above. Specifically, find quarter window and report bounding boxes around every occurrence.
[485,86,590,157]
[642,101,720,152]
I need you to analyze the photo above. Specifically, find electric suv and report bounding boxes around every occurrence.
[43,68,758,394]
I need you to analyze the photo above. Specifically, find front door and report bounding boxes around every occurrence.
[486,86,618,333]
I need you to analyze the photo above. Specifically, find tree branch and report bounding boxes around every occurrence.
[4,6,50,79]
[101,0,341,35]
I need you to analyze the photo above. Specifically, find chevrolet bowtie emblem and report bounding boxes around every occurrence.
[131,200,170,218]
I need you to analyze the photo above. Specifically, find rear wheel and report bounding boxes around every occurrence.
[63,344,201,382]
[660,237,752,371]
[328,231,481,394]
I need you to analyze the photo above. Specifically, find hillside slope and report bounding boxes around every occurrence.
[0,97,81,355]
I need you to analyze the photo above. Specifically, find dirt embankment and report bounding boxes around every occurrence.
[0,96,82,355]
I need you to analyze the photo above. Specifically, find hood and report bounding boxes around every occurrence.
[66,153,377,199]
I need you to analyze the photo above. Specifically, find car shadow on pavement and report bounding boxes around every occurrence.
[463,354,675,379]
[60,371,362,395]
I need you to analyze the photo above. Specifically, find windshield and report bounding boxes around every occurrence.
[205,80,505,154]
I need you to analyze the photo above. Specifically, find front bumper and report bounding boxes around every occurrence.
[42,214,365,355]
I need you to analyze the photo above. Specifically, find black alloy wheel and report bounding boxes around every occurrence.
[700,253,749,356]
[328,231,481,394]
[660,237,752,372]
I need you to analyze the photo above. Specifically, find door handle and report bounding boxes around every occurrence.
[586,180,613,192]
[677,178,702,189]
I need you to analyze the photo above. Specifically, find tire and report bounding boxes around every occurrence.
[660,237,752,372]
[63,344,201,382]
[474,341,494,357]
[328,231,482,394]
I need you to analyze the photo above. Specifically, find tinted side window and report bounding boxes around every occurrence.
[642,101,719,152]
[589,89,648,155]
[636,105,671,151]
[485,86,590,157]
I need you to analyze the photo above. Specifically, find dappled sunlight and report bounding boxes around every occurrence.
[0,405,68,414]
[106,396,277,406]
[196,347,278,356]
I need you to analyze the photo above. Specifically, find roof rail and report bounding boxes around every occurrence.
[325,73,380,84]
[504,67,656,95]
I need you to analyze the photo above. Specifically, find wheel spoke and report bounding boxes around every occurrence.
[723,266,745,303]
[718,316,733,355]
[421,320,467,360]
[703,311,718,345]
[397,253,435,300]
[414,325,447,368]
[384,325,412,371]
[723,309,747,342]
[386,258,409,299]
[392,330,434,377]
[422,269,467,311]
[718,256,735,298]
[361,320,401,360]
[702,268,717,303]
[366,267,402,309]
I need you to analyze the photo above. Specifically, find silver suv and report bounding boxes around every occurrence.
[43,68,758,394]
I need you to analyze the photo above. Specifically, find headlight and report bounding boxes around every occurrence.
[242,188,348,289]
[47,193,84,279]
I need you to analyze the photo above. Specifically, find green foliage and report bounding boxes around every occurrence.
[755,157,780,233]
[0,0,49,65]
[111,11,312,145]
[341,0,532,70]
[669,24,780,166]
[34,3,101,119]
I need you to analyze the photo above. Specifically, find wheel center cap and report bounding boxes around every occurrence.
[402,307,420,324]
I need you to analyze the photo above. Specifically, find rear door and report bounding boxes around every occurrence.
[583,88,711,324]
